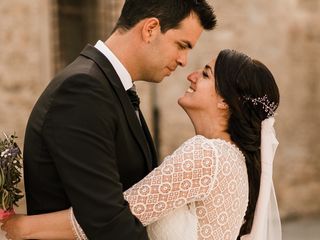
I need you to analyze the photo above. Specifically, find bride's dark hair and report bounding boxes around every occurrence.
[214,49,280,238]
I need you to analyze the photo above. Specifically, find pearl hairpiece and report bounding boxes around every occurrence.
[243,94,278,117]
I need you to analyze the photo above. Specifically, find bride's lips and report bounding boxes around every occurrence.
[186,86,195,93]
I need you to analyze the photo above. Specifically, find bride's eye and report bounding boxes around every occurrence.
[202,71,209,78]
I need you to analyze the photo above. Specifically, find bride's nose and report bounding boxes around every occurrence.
[187,71,198,83]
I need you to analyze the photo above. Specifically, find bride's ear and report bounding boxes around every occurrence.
[217,99,229,110]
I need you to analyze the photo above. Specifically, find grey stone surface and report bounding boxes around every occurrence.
[283,217,320,240]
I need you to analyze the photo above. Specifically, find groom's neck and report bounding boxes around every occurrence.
[105,30,142,81]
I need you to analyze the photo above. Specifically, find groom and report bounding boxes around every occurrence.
[23,0,216,239]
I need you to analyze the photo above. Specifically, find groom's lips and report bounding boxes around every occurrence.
[167,66,177,72]
[165,67,175,76]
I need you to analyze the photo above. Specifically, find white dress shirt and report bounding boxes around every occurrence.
[94,40,133,91]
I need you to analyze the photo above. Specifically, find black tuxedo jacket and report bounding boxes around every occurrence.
[23,45,157,239]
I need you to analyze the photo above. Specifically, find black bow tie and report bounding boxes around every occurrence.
[127,87,140,111]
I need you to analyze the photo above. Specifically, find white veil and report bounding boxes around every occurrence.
[241,117,282,240]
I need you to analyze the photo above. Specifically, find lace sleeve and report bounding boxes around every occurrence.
[124,135,218,226]
[70,136,219,237]
[70,208,88,240]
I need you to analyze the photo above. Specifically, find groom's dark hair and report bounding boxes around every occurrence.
[113,0,217,33]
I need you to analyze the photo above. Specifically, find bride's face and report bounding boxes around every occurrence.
[178,59,223,112]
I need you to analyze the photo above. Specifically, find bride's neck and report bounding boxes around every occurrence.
[191,112,231,142]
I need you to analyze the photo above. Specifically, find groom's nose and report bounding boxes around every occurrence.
[177,51,188,67]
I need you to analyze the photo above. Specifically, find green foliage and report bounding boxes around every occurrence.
[0,133,24,210]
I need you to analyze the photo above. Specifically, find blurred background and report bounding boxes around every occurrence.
[0,0,319,239]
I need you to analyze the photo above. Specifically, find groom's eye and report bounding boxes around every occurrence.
[177,43,188,50]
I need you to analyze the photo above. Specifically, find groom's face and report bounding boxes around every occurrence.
[142,13,203,83]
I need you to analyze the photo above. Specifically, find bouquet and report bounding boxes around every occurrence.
[0,133,23,220]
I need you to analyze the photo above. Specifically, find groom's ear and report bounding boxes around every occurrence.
[141,18,161,43]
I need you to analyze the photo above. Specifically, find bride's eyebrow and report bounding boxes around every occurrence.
[204,65,213,74]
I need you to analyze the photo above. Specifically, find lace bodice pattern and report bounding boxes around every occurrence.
[72,135,249,240]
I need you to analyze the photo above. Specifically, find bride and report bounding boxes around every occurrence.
[1,49,281,240]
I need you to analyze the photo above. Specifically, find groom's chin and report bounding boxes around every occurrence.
[154,78,167,84]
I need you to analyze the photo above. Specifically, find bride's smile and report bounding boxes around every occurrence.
[186,86,195,93]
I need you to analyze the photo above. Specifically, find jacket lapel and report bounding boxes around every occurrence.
[80,45,154,171]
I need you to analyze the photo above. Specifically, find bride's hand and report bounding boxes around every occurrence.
[1,214,28,240]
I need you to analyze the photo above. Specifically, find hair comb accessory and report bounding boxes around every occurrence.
[243,95,278,117]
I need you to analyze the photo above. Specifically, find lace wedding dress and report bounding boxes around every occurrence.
[72,135,249,240]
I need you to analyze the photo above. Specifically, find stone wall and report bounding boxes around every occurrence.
[0,0,319,219]
[0,0,52,142]
[277,0,320,217]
